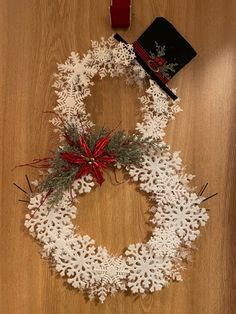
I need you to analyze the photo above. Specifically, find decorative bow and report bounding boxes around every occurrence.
[61,135,116,185]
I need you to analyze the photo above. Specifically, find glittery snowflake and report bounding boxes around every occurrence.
[89,255,129,302]
[53,235,103,289]
[151,193,208,245]
[55,52,97,89]
[150,174,190,206]
[147,227,181,257]
[89,36,135,80]
[25,192,76,243]
[145,80,181,118]
[54,87,87,119]
[125,243,172,293]
[128,151,182,195]
[136,113,168,140]
[112,42,136,66]
[93,255,129,286]
[72,174,95,194]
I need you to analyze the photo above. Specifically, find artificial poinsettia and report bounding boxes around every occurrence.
[61,135,116,185]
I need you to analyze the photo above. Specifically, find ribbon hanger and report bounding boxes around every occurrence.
[110,0,132,28]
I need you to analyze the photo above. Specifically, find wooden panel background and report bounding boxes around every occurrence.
[0,0,236,313]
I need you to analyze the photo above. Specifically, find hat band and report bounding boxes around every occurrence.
[133,41,168,84]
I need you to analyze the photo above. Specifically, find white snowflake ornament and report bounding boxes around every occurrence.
[151,194,208,245]
[125,243,172,293]
[147,227,181,257]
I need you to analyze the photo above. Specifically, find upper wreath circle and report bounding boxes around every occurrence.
[25,36,208,303]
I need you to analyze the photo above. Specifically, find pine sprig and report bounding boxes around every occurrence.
[149,41,166,58]
[159,62,178,79]
[36,124,163,205]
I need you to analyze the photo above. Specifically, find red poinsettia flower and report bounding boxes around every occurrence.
[154,56,166,66]
[61,135,116,185]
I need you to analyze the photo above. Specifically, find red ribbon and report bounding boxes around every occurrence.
[14,157,52,169]
[110,0,131,28]
[61,135,116,185]
[133,41,169,84]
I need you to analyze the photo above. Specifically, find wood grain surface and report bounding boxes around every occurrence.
[0,1,236,313]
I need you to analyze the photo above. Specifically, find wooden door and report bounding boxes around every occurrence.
[0,1,235,313]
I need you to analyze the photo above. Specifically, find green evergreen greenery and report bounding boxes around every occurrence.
[37,123,162,205]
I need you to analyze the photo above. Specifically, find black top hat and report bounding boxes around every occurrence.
[114,17,197,100]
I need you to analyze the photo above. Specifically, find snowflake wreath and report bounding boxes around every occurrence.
[23,36,209,303]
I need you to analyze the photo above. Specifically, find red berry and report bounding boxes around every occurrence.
[155,56,165,66]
